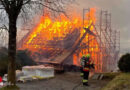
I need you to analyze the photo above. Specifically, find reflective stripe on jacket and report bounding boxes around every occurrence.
[83,67,89,71]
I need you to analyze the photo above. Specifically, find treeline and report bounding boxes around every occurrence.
[0,47,36,76]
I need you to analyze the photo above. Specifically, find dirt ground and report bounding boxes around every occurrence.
[17,72,109,90]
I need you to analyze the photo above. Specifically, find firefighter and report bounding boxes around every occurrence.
[80,54,94,86]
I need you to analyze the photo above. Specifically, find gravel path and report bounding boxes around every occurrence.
[17,72,109,90]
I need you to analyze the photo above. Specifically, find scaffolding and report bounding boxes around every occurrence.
[82,9,120,72]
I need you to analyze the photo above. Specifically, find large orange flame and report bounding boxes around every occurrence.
[20,8,102,72]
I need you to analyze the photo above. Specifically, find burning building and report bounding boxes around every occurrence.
[18,8,120,72]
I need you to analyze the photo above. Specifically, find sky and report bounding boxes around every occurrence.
[74,0,130,54]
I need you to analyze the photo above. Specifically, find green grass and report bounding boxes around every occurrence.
[1,85,20,90]
[102,73,130,90]
[102,72,121,80]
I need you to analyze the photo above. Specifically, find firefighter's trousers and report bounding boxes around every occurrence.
[83,71,89,84]
[80,67,89,84]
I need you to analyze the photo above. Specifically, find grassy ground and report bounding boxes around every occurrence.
[102,73,130,90]
[101,72,121,80]
[1,85,20,90]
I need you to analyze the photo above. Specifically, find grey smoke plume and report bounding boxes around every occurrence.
[75,0,130,54]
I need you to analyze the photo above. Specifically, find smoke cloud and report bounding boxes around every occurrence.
[75,0,130,54]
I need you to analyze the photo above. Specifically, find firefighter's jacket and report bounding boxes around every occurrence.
[80,57,94,72]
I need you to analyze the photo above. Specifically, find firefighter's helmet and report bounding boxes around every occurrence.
[86,54,91,58]
[82,55,86,58]
[82,54,91,58]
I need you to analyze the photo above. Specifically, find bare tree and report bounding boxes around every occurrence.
[0,0,73,85]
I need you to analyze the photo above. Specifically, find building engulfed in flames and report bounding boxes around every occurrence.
[18,8,120,72]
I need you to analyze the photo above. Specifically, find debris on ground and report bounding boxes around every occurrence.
[3,65,54,83]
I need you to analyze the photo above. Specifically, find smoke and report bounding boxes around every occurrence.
[75,0,130,54]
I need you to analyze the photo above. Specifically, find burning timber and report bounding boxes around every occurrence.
[18,8,120,72]
[18,27,95,72]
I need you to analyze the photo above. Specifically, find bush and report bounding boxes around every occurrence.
[0,48,36,76]
[16,49,36,69]
[0,47,8,76]
[118,53,130,72]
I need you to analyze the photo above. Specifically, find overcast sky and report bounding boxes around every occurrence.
[74,0,130,54]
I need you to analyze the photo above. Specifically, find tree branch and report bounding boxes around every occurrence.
[0,25,8,31]
[29,1,68,17]
[23,0,31,5]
